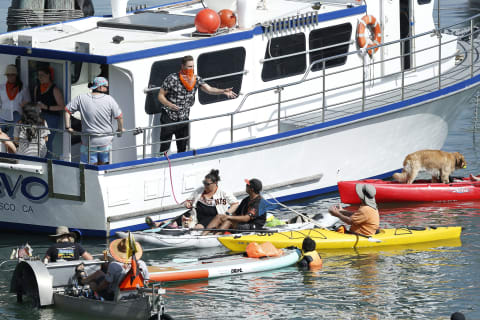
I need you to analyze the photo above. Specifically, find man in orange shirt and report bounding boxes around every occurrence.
[328,184,379,236]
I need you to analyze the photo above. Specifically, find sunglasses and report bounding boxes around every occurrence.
[203,180,215,186]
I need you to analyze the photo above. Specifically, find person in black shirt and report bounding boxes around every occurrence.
[44,226,93,263]
[212,178,266,231]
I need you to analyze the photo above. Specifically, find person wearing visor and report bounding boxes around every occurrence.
[65,76,124,165]
[177,169,239,233]
[208,178,267,233]
[328,184,379,236]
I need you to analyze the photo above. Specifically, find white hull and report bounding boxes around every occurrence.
[116,215,339,248]
[0,0,478,236]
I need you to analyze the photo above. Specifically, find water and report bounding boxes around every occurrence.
[0,0,480,319]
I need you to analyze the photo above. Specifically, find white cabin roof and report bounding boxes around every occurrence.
[0,0,364,63]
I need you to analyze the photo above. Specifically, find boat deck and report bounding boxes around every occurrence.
[282,39,480,129]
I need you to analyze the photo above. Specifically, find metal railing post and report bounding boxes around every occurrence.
[275,86,283,133]
[438,31,442,89]
[322,60,326,122]
[401,39,405,101]
[362,54,366,112]
[471,18,474,78]
[142,129,146,159]
[230,114,234,143]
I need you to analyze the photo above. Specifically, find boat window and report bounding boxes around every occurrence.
[197,47,245,105]
[261,33,306,82]
[145,57,184,114]
[417,0,431,4]
[309,23,352,71]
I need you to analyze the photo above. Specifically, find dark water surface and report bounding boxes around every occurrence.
[0,0,479,319]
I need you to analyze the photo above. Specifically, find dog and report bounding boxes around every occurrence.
[393,150,467,184]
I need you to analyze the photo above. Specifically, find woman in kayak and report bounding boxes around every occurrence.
[328,184,379,236]
[183,169,239,231]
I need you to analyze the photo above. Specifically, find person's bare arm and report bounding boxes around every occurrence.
[49,87,66,111]
[82,251,93,260]
[200,84,237,98]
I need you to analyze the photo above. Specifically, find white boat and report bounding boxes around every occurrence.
[0,0,478,236]
[10,259,169,319]
[116,213,340,248]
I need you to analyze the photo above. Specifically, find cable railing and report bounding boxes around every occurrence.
[1,12,480,165]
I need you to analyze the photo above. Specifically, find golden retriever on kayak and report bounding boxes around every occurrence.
[393,150,467,184]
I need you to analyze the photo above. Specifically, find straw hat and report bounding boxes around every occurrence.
[109,238,143,263]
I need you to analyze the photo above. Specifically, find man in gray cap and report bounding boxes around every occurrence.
[328,184,379,236]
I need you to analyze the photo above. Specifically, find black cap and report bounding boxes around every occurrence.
[451,312,466,320]
[245,178,262,193]
[302,236,316,252]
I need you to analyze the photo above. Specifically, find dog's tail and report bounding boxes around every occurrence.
[393,172,408,183]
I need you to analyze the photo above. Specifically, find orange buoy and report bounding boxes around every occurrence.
[218,9,237,28]
[195,8,221,34]
[356,14,382,56]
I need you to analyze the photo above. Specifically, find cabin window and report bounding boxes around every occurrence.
[197,47,245,105]
[417,0,431,4]
[145,57,184,114]
[261,33,306,82]
[309,23,352,71]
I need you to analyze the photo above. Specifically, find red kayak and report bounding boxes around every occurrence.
[338,178,480,204]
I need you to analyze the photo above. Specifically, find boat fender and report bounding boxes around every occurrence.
[356,15,382,57]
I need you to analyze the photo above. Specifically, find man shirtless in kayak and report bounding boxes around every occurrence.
[328,184,379,236]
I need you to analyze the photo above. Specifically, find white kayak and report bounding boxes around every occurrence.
[148,248,301,282]
[117,213,339,249]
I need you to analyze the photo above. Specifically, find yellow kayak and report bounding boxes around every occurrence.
[218,227,462,251]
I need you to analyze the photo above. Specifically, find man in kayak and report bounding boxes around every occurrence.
[205,178,267,234]
[44,226,93,263]
[328,184,379,236]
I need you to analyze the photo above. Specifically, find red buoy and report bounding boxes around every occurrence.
[195,8,221,34]
[218,9,237,28]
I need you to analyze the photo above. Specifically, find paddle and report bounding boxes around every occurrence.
[187,228,278,233]
[151,208,193,231]
[172,252,246,263]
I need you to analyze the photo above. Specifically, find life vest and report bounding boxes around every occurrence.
[119,258,145,291]
[301,251,323,270]
[356,14,382,57]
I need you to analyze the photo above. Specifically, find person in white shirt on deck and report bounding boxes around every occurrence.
[0,64,30,138]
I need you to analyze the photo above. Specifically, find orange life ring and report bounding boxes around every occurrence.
[357,15,382,56]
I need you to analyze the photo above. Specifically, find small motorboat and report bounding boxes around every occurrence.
[337,178,480,204]
[218,226,462,251]
[147,248,301,282]
[116,213,340,249]
[10,258,169,320]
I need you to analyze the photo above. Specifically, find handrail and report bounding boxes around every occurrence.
[2,12,479,164]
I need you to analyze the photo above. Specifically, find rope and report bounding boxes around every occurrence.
[263,191,328,229]
[164,152,181,205]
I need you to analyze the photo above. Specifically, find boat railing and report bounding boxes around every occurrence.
[2,12,480,164]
